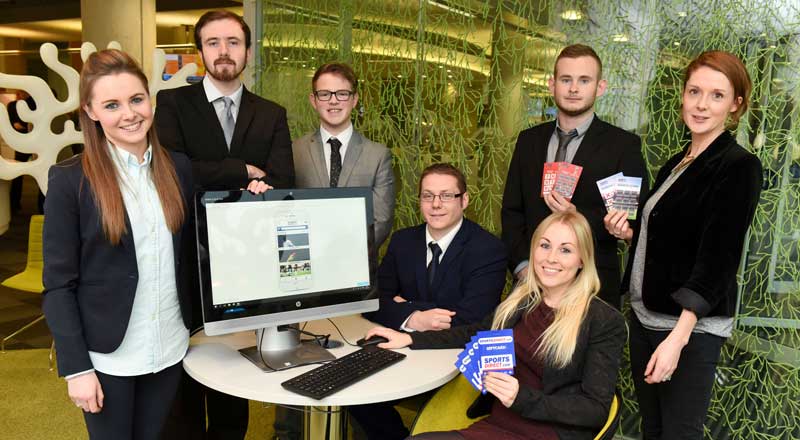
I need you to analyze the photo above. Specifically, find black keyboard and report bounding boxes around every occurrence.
[281,347,406,399]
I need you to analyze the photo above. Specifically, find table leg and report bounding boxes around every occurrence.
[305,406,343,440]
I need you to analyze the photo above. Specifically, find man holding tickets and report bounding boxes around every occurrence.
[501,44,648,308]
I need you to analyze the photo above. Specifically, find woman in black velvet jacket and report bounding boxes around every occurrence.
[605,51,762,439]
[367,211,626,440]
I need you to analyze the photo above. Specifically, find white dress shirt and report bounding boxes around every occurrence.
[320,124,354,177]
[401,219,464,331]
[204,76,244,123]
[86,143,189,376]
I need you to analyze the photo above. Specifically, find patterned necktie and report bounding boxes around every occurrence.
[555,128,579,163]
[218,97,235,149]
[328,137,343,187]
[427,242,442,289]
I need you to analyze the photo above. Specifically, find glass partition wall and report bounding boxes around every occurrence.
[253,1,800,438]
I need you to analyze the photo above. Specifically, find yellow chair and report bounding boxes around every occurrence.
[409,374,620,440]
[1,215,53,369]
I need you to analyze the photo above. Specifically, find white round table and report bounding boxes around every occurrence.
[184,314,460,439]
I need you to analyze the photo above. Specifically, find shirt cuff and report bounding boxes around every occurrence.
[65,368,95,381]
[514,260,529,275]
[400,313,417,332]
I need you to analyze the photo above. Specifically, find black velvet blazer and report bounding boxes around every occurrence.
[410,298,626,440]
[621,131,762,318]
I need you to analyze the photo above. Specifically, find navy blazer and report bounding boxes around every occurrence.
[502,117,648,304]
[366,218,508,329]
[41,151,195,377]
[410,298,626,440]
[621,131,762,318]
[155,82,294,190]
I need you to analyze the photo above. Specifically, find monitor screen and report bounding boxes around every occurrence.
[195,188,378,337]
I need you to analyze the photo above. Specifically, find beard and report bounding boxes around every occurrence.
[555,95,596,117]
[205,55,246,82]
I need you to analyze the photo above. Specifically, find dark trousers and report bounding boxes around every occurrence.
[273,405,304,440]
[161,369,249,440]
[349,400,410,440]
[596,266,621,310]
[84,362,182,440]
[629,315,724,440]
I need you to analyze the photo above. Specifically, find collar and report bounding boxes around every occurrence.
[556,112,594,136]
[320,124,354,148]
[203,76,244,107]
[426,218,463,255]
[107,141,152,168]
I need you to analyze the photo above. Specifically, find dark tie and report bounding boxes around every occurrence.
[427,242,442,289]
[555,128,578,163]
[328,137,342,187]
[218,97,235,149]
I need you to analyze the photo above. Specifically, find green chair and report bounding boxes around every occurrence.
[409,374,620,440]
[1,215,54,369]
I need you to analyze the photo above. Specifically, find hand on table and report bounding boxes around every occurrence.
[364,326,412,349]
[407,309,456,331]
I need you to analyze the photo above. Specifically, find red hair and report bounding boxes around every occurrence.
[684,51,751,126]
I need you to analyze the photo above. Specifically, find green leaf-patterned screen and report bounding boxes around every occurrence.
[255,1,800,438]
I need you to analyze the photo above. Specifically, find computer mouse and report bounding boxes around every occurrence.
[356,335,389,347]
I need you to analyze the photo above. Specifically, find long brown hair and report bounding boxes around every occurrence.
[492,211,600,368]
[79,49,185,245]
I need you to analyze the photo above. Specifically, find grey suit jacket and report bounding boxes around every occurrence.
[293,129,395,247]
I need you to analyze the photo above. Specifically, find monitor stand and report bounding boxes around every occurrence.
[239,324,338,371]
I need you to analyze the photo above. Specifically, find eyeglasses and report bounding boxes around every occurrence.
[419,192,464,203]
[313,90,355,101]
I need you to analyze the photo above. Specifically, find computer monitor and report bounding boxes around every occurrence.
[194,187,378,371]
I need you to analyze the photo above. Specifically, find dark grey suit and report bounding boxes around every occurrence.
[292,129,395,246]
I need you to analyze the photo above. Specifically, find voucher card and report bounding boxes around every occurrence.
[542,162,583,200]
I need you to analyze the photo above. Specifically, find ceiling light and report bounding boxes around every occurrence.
[561,10,582,20]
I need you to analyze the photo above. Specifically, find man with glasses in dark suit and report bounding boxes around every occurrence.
[349,163,508,440]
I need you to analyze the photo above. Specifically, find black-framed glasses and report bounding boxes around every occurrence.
[313,90,355,101]
[419,192,463,203]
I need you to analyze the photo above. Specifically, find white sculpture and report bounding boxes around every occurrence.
[0,41,196,234]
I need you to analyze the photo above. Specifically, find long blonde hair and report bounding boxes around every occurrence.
[79,49,185,245]
[492,211,600,368]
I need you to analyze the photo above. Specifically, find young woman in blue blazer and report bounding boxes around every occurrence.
[42,49,195,439]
